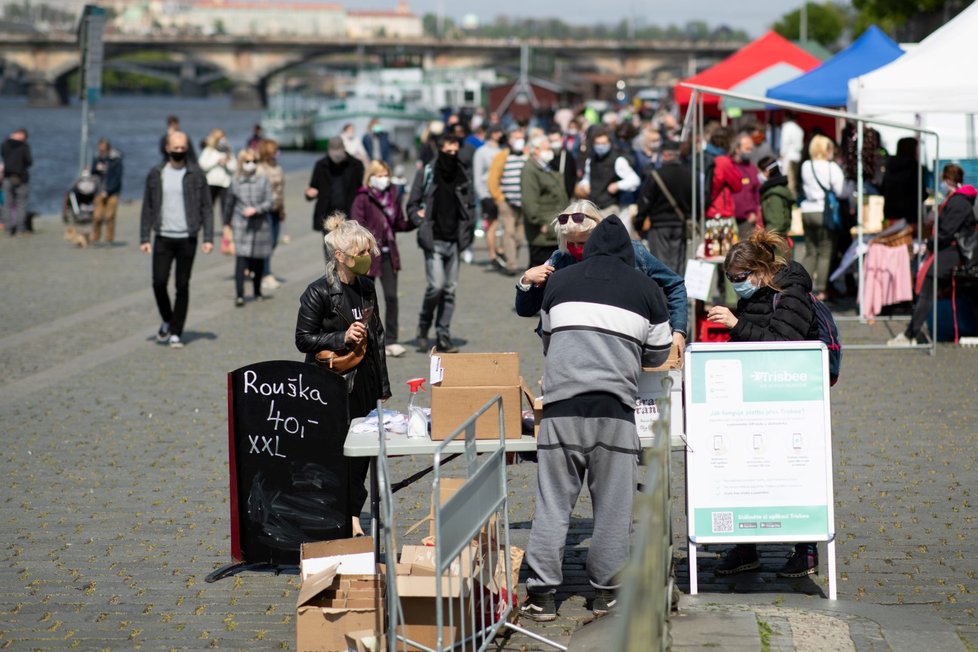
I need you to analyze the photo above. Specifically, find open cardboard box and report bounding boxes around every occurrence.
[296,537,384,652]
[429,352,534,440]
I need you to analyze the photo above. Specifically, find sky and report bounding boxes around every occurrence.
[362,1,794,37]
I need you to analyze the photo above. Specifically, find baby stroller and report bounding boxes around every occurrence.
[62,173,98,246]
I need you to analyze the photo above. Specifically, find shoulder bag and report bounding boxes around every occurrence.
[810,162,840,231]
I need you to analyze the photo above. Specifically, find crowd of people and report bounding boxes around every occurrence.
[10,98,972,621]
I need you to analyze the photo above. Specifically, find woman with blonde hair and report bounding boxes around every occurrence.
[224,148,272,306]
[799,134,846,300]
[199,128,236,215]
[295,213,390,536]
[514,199,689,348]
[349,160,413,357]
[256,138,285,290]
[706,228,820,577]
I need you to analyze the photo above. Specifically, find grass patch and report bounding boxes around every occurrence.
[757,617,775,652]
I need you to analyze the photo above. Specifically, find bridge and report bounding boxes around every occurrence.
[0,32,740,108]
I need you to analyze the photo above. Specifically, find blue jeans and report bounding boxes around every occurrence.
[418,239,459,339]
[2,178,29,233]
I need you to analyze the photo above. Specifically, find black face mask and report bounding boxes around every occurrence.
[169,150,187,163]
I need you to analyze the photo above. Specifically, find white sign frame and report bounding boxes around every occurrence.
[684,341,836,599]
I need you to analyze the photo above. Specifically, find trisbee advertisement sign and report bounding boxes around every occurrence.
[685,342,835,544]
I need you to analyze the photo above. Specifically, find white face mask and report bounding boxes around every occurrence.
[510,138,526,153]
[538,149,555,164]
[242,161,257,174]
[370,176,391,191]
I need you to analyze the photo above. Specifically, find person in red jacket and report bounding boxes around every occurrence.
[349,160,415,357]
[705,127,744,219]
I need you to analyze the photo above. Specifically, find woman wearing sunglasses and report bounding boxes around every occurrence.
[706,228,821,578]
[514,199,688,349]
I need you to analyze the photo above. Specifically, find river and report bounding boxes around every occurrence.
[0,95,322,216]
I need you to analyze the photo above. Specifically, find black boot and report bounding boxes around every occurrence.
[415,326,430,353]
[435,334,459,353]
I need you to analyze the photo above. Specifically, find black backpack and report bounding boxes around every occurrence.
[774,292,842,386]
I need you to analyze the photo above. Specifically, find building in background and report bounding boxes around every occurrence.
[347,0,421,38]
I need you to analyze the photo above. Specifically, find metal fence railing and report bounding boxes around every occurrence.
[376,396,565,651]
[612,373,675,651]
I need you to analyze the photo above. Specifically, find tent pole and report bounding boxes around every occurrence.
[931,133,939,355]
[856,122,865,321]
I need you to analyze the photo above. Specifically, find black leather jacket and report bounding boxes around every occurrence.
[295,273,391,400]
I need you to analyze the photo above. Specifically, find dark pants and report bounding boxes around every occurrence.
[235,256,264,299]
[646,225,686,275]
[209,185,228,219]
[528,245,554,268]
[907,249,961,340]
[265,210,282,276]
[377,252,399,342]
[152,236,197,336]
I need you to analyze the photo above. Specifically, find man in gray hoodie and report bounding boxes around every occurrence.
[521,215,672,621]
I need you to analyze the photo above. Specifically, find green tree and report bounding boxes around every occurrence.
[851,0,962,39]
[773,2,847,47]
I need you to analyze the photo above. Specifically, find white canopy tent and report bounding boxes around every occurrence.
[848,1,978,115]
[848,2,978,159]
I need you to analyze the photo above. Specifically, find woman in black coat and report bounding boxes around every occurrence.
[706,229,820,578]
[295,214,391,536]
[889,163,978,345]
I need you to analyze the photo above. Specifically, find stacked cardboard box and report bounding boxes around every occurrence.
[429,352,533,440]
[295,537,384,652]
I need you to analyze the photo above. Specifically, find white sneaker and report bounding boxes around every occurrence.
[886,333,916,346]
[385,343,406,357]
[461,248,474,264]
[168,334,184,348]
[261,275,281,291]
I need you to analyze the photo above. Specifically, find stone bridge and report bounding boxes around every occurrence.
[0,32,740,107]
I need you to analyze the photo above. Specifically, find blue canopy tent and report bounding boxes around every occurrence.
[767,25,904,107]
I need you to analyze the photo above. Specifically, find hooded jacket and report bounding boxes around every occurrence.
[729,260,818,343]
[935,185,977,252]
[759,173,794,237]
[540,215,672,407]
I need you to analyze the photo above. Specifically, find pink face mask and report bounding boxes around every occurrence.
[566,243,585,261]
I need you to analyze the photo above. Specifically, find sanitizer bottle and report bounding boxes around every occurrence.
[405,378,427,439]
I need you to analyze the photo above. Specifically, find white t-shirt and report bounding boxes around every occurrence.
[800,159,846,214]
[779,120,804,164]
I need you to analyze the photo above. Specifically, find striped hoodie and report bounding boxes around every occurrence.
[540,215,673,407]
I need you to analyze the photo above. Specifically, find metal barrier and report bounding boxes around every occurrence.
[612,374,675,651]
[377,396,566,652]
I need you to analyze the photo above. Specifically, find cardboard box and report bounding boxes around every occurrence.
[430,385,524,440]
[296,538,384,652]
[429,352,530,440]
[393,545,474,651]
[430,352,520,387]
[344,630,385,652]
[643,341,683,371]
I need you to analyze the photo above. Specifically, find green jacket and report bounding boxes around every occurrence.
[520,159,569,248]
[760,175,794,237]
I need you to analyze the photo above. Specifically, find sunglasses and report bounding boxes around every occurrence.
[726,270,751,283]
[556,212,594,225]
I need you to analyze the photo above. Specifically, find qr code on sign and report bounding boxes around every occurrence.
[712,511,734,533]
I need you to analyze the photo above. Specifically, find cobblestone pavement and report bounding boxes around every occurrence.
[1,172,976,650]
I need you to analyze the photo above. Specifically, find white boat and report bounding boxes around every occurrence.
[312,95,436,154]
[261,95,317,150]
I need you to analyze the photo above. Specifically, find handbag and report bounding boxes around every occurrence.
[955,224,978,270]
[810,161,841,231]
[220,224,235,256]
[314,337,366,373]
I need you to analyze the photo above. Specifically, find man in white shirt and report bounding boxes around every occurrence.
[778,111,805,197]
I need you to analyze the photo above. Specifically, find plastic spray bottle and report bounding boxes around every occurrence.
[405,378,427,439]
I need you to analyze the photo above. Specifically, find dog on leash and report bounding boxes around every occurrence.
[64,226,90,248]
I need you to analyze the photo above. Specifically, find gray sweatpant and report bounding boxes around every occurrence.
[525,414,639,592]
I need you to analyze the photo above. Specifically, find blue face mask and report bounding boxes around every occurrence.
[593,143,611,157]
[940,181,954,195]
[732,279,758,299]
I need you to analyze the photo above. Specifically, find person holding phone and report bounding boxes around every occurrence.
[295,213,390,536]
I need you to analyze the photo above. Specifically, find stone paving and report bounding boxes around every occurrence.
[1,171,976,650]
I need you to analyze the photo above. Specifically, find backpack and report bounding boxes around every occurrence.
[774,292,842,386]
[809,161,841,231]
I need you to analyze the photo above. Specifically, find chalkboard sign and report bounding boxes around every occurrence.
[227,361,352,566]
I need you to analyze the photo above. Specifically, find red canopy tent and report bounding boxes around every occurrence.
[675,31,823,115]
